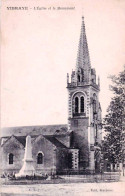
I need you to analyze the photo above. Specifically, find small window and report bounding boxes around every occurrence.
[9,153,14,164]
[78,74,80,82]
[75,97,79,113]
[93,100,96,113]
[81,96,84,112]
[82,70,84,81]
[37,153,43,164]
[93,94,97,114]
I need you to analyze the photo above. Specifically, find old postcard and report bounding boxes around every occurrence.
[1,0,125,195]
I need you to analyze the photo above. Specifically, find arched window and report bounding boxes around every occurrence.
[78,74,80,82]
[80,96,84,112]
[93,100,96,113]
[93,94,97,114]
[9,153,14,164]
[82,70,84,81]
[75,97,79,113]
[37,153,43,164]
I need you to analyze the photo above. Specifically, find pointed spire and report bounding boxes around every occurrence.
[76,16,91,71]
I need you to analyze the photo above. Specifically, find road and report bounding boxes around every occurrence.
[1,181,125,196]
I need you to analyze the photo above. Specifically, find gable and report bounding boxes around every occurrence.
[32,134,67,149]
[1,135,24,149]
[32,134,45,144]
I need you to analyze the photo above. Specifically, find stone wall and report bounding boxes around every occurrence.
[32,135,56,174]
[1,135,57,175]
[1,137,24,174]
[70,117,89,169]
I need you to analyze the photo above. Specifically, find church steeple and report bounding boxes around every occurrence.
[67,16,102,172]
[76,16,91,71]
[67,16,99,88]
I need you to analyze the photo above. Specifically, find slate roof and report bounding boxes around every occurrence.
[1,124,68,137]
[54,128,72,136]
[15,136,26,147]
[1,124,69,149]
[44,136,67,148]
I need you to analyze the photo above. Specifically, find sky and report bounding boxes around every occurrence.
[1,0,125,128]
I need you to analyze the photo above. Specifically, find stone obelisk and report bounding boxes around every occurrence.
[16,135,35,177]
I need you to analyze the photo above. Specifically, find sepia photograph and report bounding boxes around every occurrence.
[1,0,125,195]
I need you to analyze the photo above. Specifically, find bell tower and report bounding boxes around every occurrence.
[67,17,102,172]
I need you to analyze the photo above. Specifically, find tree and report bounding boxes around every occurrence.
[103,66,125,169]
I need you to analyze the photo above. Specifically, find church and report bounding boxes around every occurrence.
[0,17,102,175]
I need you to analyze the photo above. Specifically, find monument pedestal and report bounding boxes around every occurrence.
[15,135,35,178]
[16,160,35,177]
